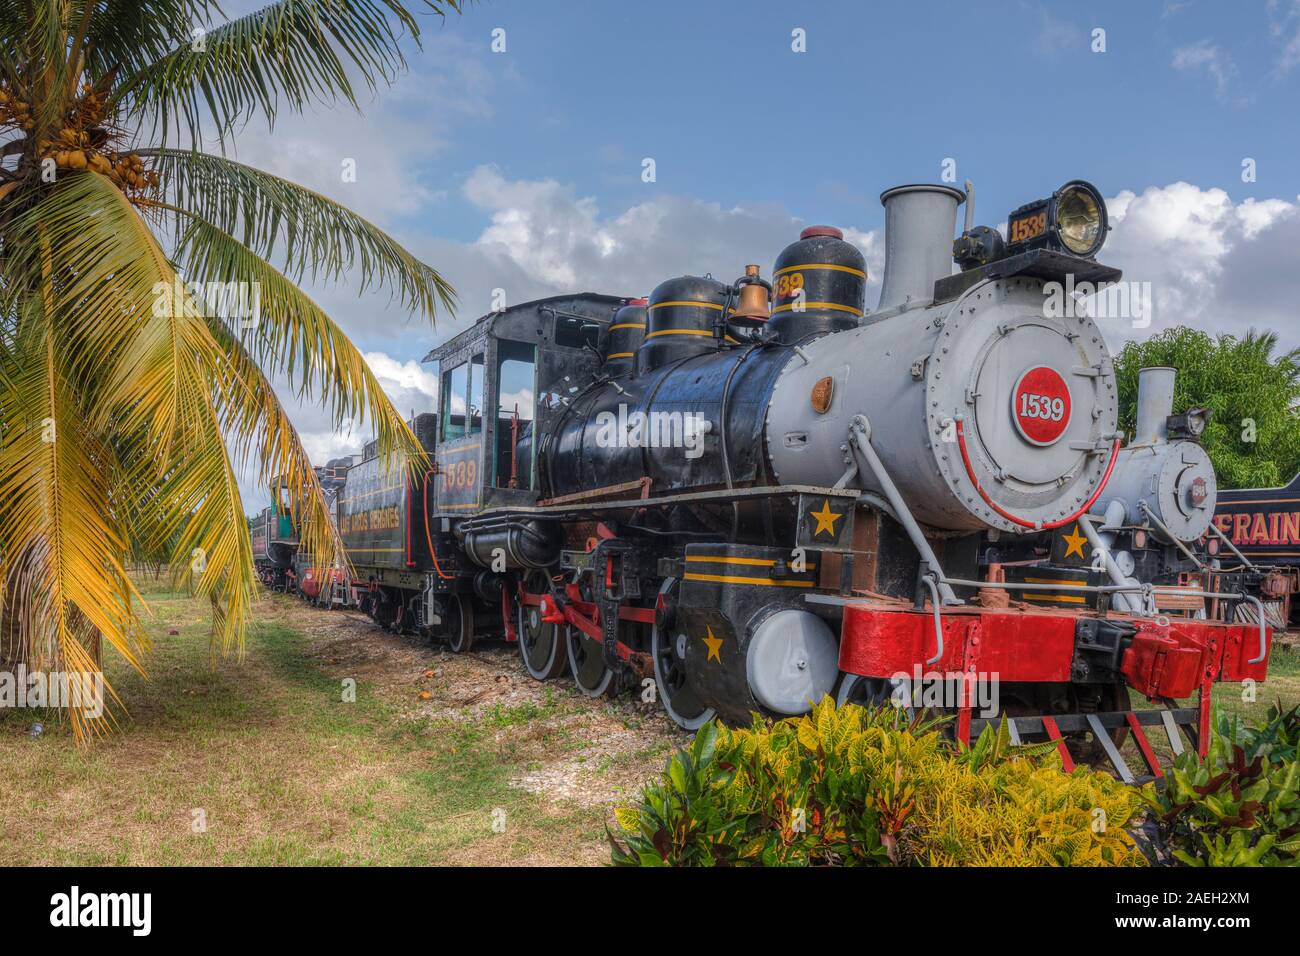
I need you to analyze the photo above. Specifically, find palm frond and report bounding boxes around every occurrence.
[0,225,142,740]
[6,170,257,654]
[161,197,429,471]
[142,147,454,319]
[208,318,351,579]
[118,0,461,145]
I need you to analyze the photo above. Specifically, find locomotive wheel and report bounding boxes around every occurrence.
[445,595,475,653]
[835,674,909,714]
[518,573,567,680]
[651,579,715,731]
[567,627,614,697]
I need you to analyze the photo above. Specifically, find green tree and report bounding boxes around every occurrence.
[0,1,462,739]
[1113,327,1300,490]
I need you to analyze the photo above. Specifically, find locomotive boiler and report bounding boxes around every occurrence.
[257,176,1274,781]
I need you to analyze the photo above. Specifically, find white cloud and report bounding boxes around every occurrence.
[223,33,493,222]
[1171,40,1237,97]
[236,161,1300,516]
[1031,7,1080,56]
[460,165,883,307]
[1097,182,1300,343]
[1268,0,1300,76]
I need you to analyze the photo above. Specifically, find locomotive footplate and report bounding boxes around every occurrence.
[469,483,860,522]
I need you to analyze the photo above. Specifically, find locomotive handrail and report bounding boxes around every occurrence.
[848,414,960,605]
[921,574,944,665]
[1208,521,1256,571]
[953,417,1121,531]
[422,470,457,580]
[1138,500,1205,571]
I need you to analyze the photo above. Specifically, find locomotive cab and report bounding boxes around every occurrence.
[420,293,632,512]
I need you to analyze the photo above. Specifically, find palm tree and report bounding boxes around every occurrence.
[0,1,462,739]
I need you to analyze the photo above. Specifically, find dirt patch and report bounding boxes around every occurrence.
[265,595,679,816]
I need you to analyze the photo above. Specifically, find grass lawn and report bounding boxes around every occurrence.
[0,582,676,866]
[1210,640,1300,718]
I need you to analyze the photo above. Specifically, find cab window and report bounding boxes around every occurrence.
[441,361,468,441]
[495,341,536,488]
[554,315,601,351]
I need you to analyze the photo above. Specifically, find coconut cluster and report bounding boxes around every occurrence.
[2,82,159,194]
[0,86,34,130]
[43,128,159,192]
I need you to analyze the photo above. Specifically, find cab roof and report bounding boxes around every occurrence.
[420,292,629,364]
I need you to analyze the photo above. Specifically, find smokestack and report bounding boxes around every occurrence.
[1134,366,1176,445]
[874,184,965,316]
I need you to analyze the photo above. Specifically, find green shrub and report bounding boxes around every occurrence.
[609,698,1146,867]
[1142,704,1300,867]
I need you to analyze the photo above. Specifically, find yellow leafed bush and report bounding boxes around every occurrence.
[610,697,1146,867]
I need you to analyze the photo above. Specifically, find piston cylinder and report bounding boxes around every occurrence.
[461,518,562,570]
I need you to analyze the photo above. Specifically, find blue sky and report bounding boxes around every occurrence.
[402,0,1299,240]
[220,0,1300,488]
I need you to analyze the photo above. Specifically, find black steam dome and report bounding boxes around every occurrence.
[768,225,866,343]
[637,275,727,373]
[603,299,647,375]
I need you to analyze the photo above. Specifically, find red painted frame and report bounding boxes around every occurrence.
[839,602,1271,755]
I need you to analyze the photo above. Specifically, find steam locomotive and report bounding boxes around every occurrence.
[252,178,1272,781]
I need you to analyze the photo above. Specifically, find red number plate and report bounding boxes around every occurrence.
[1012,366,1071,446]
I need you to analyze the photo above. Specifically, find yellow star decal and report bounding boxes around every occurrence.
[1062,524,1088,560]
[810,499,843,538]
[701,625,723,663]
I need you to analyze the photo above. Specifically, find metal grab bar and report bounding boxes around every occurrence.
[1240,593,1269,664]
[1138,500,1204,571]
[922,574,944,666]
[1076,513,1147,613]
[848,414,960,605]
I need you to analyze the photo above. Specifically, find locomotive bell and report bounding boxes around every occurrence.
[730,264,771,322]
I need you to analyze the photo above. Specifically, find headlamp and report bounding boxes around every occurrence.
[1006,179,1109,259]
